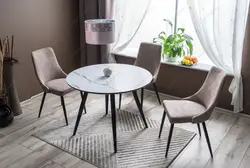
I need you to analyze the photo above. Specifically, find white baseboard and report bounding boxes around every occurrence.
[31,92,44,99]
[20,92,43,106]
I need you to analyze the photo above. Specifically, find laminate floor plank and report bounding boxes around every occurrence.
[170,113,237,168]
[244,146,250,157]
[205,117,250,168]
[39,160,64,168]
[20,136,47,151]
[0,116,53,153]
[239,155,250,168]
[71,160,97,168]
[0,144,32,168]
[1,91,249,168]
[52,152,81,168]
[6,144,62,168]
[0,112,45,136]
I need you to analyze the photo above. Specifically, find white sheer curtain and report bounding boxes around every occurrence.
[187,0,249,112]
[111,0,152,54]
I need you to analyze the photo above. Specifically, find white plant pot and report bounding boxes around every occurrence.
[163,55,179,62]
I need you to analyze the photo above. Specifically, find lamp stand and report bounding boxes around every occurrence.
[174,0,179,34]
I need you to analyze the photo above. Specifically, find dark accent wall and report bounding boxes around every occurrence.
[79,0,101,66]
[241,5,250,115]
[115,55,235,112]
[0,0,80,101]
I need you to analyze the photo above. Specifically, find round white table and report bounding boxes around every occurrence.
[66,63,152,152]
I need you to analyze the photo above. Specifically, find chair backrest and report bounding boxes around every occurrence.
[134,42,162,81]
[31,47,66,91]
[192,66,226,122]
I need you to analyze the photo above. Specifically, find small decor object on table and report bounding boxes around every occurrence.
[153,20,193,63]
[0,35,22,116]
[103,67,112,77]
[0,47,13,127]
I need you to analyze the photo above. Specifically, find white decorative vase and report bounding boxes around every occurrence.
[164,55,179,62]
[103,68,112,77]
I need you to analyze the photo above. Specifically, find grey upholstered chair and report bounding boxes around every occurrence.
[159,66,226,158]
[118,42,162,109]
[31,47,86,125]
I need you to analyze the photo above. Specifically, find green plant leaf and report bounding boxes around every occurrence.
[170,50,174,57]
[153,38,163,43]
[178,28,185,33]
[186,40,193,55]
[163,43,169,54]
[173,48,178,57]
[176,38,184,44]
[166,35,173,43]
[159,35,167,42]
[158,31,167,38]
[183,34,193,41]
[163,19,173,27]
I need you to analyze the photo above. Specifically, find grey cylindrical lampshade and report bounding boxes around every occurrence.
[85,19,115,45]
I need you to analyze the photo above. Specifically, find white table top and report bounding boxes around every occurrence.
[66,64,152,94]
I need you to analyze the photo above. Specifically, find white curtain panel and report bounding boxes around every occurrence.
[111,0,152,54]
[187,0,250,112]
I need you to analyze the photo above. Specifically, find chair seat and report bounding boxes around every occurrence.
[163,100,206,124]
[46,78,74,96]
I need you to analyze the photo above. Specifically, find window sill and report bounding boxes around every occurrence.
[113,51,233,76]
[113,51,211,72]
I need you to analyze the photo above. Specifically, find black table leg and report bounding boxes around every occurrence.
[141,88,144,108]
[132,91,148,128]
[80,92,87,114]
[110,94,117,153]
[73,92,88,136]
[105,94,109,115]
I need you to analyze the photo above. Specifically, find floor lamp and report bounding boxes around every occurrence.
[85,19,115,45]
[174,0,179,34]
[85,19,115,64]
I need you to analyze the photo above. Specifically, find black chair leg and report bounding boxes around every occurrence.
[80,91,83,99]
[197,123,201,137]
[105,94,109,115]
[132,91,148,128]
[73,92,88,136]
[119,93,122,109]
[153,83,161,105]
[202,122,213,158]
[110,94,117,153]
[38,92,47,118]
[141,88,144,108]
[60,96,68,125]
[159,111,166,138]
[83,105,87,114]
[165,124,174,158]
[80,92,87,114]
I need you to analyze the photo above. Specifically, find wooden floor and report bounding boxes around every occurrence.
[0,90,250,168]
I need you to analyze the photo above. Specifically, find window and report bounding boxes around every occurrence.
[116,0,215,66]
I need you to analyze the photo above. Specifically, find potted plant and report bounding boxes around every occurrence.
[153,27,193,62]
